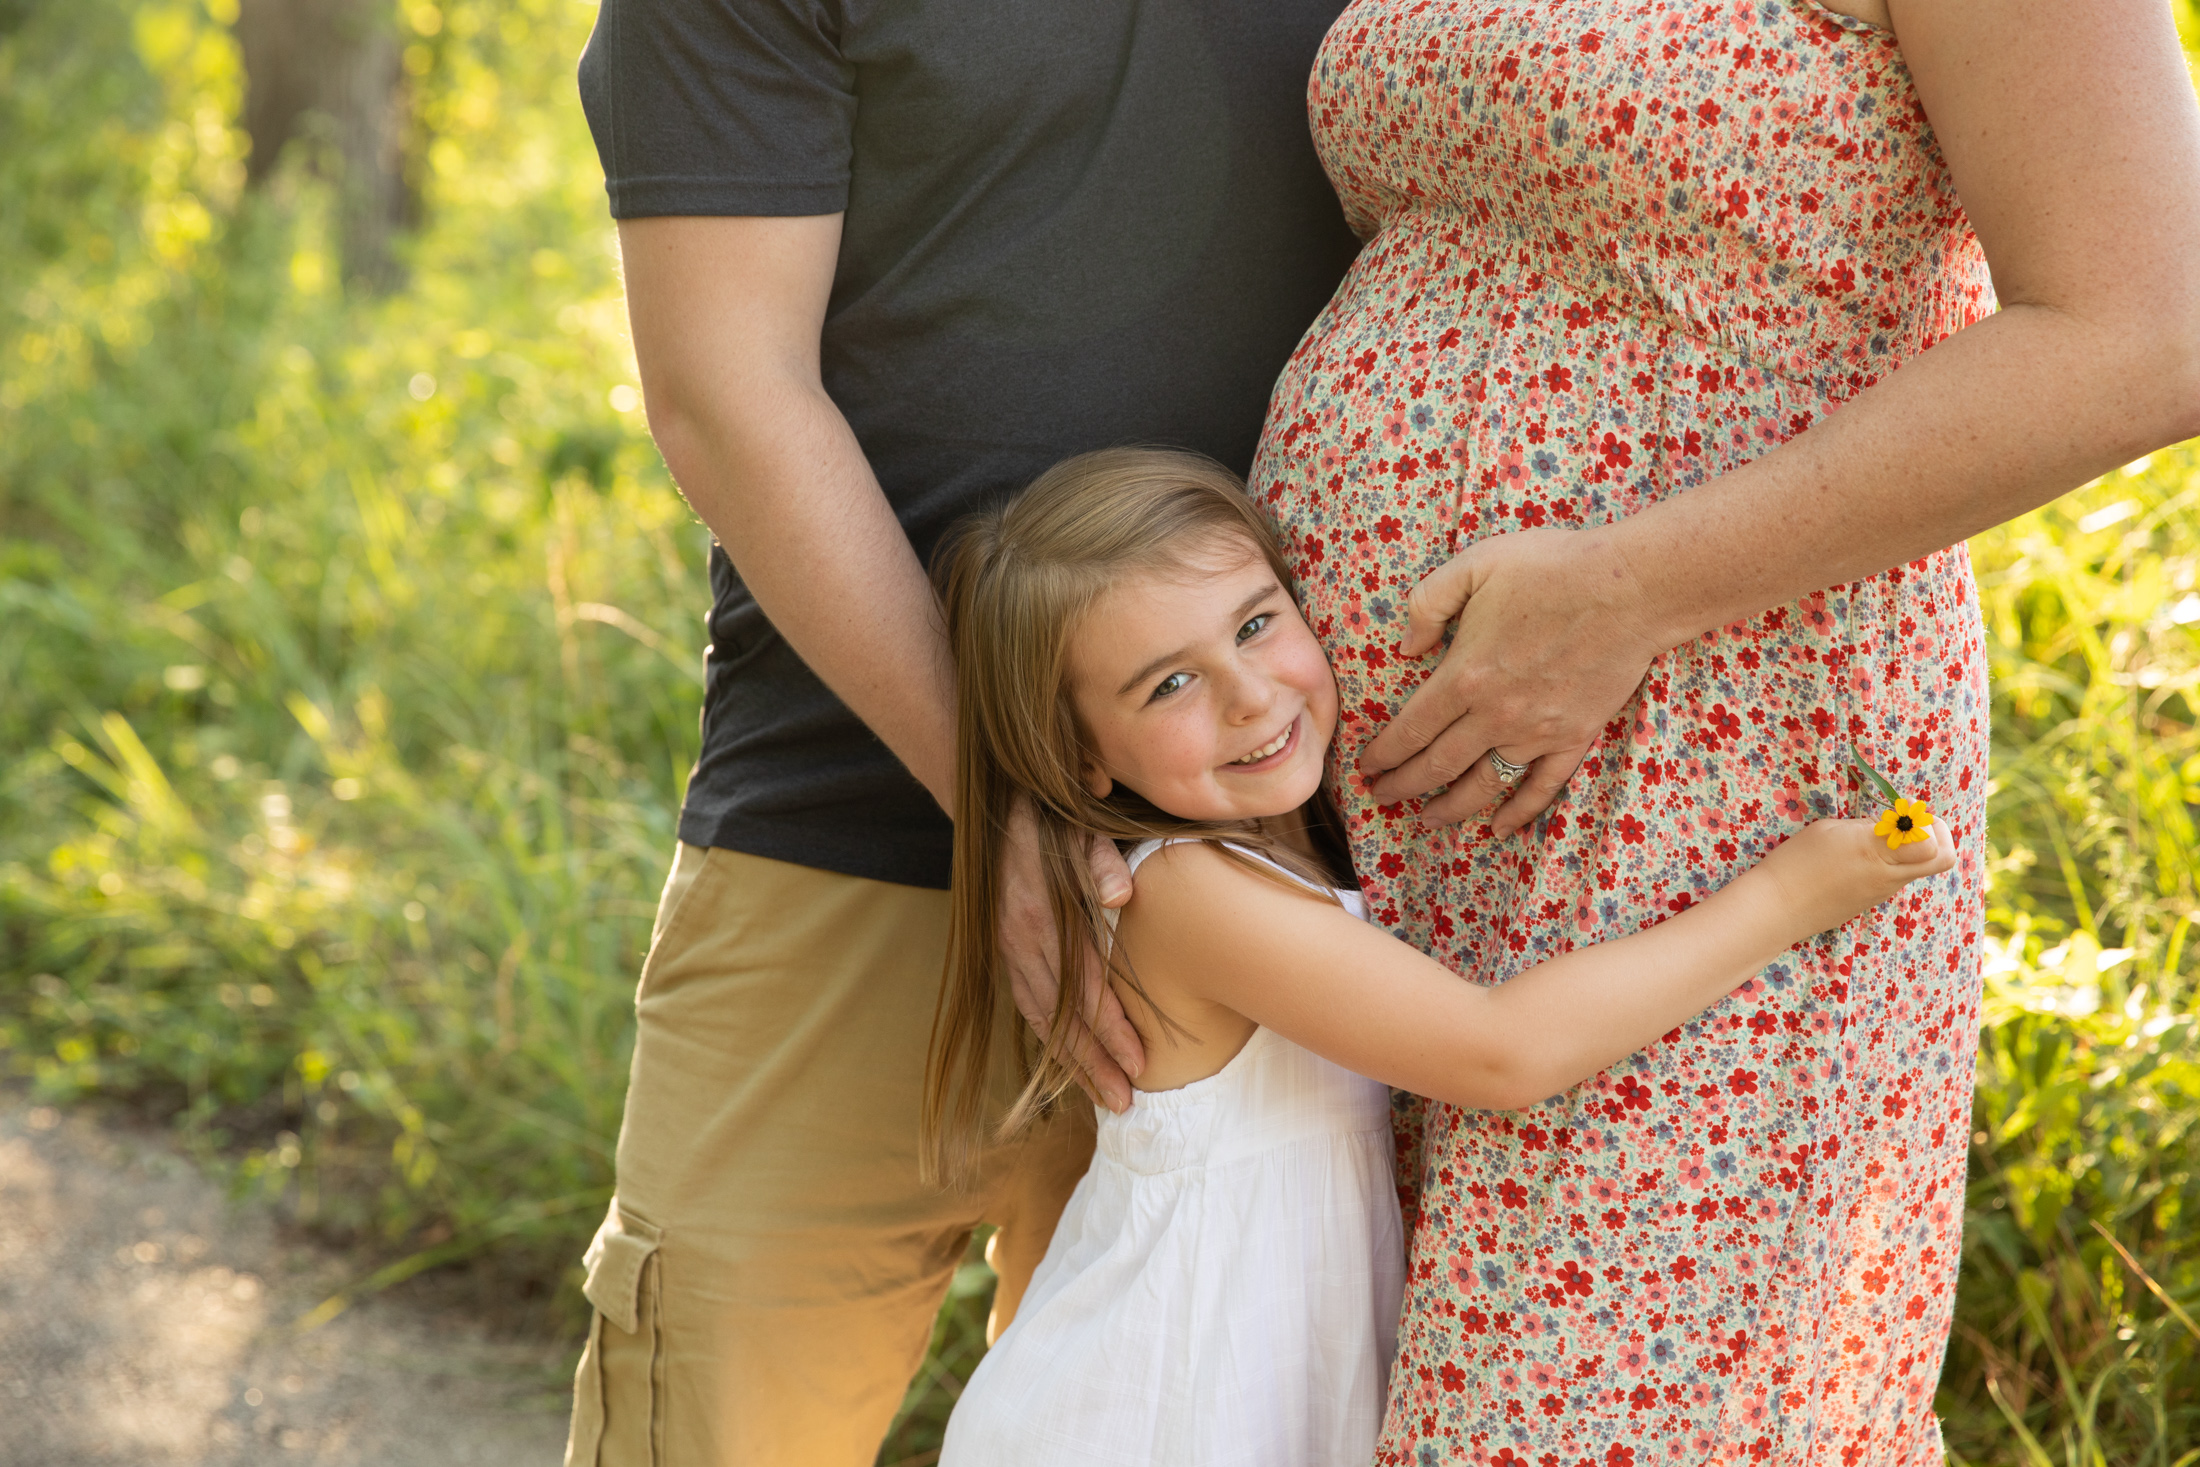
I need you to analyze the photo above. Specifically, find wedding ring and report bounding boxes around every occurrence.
[1488,750,1530,787]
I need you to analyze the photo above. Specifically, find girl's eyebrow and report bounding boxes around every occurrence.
[1113,581,1282,696]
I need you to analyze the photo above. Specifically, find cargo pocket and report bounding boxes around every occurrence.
[563,1201,664,1467]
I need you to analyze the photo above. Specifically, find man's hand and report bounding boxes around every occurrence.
[1358,524,1667,834]
[1000,800,1143,1112]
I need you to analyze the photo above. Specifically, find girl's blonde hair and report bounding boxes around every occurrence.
[923,446,1347,1187]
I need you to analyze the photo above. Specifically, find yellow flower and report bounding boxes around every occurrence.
[1873,798,1935,849]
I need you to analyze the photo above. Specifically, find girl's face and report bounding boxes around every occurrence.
[1068,537,1337,824]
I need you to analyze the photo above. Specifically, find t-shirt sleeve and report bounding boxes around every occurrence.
[577,0,855,219]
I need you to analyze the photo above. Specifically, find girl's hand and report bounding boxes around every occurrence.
[1753,818,1955,936]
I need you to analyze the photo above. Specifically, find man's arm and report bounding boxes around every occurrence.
[619,215,1143,1107]
[622,215,957,804]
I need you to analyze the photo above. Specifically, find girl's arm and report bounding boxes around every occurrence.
[1113,821,1951,1110]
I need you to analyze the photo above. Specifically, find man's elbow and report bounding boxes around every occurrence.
[639,360,822,480]
[639,389,704,471]
[637,375,764,493]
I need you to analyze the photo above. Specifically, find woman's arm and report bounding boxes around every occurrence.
[1359,0,2200,830]
[1115,822,1951,1109]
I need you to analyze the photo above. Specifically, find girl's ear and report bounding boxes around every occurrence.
[1082,761,1114,799]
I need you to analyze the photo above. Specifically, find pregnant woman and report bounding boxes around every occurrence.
[1252,0,2199,1461]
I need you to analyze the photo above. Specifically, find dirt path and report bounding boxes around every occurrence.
[0,1095,572,1467]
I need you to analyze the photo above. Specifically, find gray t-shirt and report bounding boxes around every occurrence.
[579,0,1358,889]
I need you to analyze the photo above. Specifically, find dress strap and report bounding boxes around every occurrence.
[1120,838,1180,877]
[1108,838,1184,934]
[1118,837,1341,898]
[1777,0,1893,39]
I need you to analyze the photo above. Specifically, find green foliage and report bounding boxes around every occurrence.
[1942,453,2200,1463]
[1,3,2196,1464]
[0,0,686,1284]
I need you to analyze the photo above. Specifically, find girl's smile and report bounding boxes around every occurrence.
[1227,715,1300,770]
[1067,538,1338,825]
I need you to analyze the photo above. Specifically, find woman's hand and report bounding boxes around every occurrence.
[1358,524,1670,833]
[1364,2,2200,843]
[999,799,1144,1113]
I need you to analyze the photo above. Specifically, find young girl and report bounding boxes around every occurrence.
[926,448,1950,1467]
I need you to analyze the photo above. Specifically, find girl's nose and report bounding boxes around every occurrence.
[1222,667,1277,724]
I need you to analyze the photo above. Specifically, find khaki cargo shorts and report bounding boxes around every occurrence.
[563,844,1093,1467]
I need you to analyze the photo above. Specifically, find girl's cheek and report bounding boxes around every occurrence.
[1130,711,1203,787]
[1167,722,1217,783]
[1290,636,1338,702]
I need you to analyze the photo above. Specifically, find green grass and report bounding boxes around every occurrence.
[0,0,687,1291]
[1941,454,2200,1462]
[1,3,2196,1463]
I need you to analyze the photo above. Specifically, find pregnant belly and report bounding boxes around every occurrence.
[1248,264,1988,981]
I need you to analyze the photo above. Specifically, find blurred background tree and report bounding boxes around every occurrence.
[234,0,416,289]
[1,2,2196,1463]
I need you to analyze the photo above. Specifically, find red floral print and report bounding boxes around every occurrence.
[1250,1,1991,1462]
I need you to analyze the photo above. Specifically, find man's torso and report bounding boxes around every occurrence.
[582,0,1360,887]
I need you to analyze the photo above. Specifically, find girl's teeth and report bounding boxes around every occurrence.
[1235,728,1290,764]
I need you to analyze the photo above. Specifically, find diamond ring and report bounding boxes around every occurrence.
[1488,750,1530,787]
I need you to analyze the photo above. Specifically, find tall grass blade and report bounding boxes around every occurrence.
[2090,1219,2200,1345]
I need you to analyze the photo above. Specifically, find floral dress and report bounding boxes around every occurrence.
[1249,2,1992,1462]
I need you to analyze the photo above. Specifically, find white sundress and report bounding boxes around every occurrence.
[940,840,1406,1467]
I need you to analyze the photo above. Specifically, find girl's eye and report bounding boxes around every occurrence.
[1237,612,1273,643]
[1150,672,1190,701]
